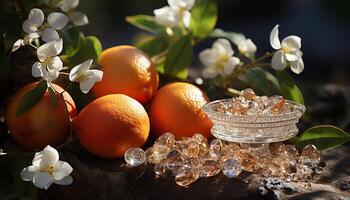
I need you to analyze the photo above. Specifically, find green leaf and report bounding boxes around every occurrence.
[164,34,193,79]
[62,27,84,57]
[48,86,57,107]
[276,70,304,105]
[295,125,350,150]
[156,62,165,74]
[126,15,164,34]
[69,36,102,66]
[246,68,270,95]
[136,35,169,57]
[210,28,246,45]
[16,80,47,116]
[190,0,218,38]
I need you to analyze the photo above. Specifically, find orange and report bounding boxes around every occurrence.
[72,94,150,159]
[92,45,159,104]
[149,82,212,139]
[6,82,76,150]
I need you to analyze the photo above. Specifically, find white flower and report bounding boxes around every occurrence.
[22,8,69,42]
[32,38,63,81]
[11,33,40,52]
[59,0,89,26]
[270,24,304,74]
[199,39,240,78]
[236,38,257,57]
[20,145,73,190]
[154,0,195,27]
[69,59,103,94]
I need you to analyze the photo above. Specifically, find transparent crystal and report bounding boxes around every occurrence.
[276,144,300,163]
[209,139,223,159]
[124,147,146,166]
[175,166,199,186]
[192,134,209,156]
[281,161,297,180]
[240,88,256,101]
[269,96,286,114]
[221,143,240,158]
[199,157,221,177]
[236,150,257,172]
[155,132,175,148]
[299,144,321,167]
[154,164,166,177]
[150,144,170,164]
[221,159,242,178]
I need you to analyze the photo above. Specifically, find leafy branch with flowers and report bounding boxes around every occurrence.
[0,0,349,198]
[127,0,348,151]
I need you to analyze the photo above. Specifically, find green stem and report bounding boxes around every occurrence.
[226,52,274,82]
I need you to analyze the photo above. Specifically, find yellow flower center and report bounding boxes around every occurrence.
[215,55,229,69]
[40,166,55,175]
[38,22,50,33]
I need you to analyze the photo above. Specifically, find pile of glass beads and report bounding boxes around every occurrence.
[124,132,322,187]
[216,88,292,116]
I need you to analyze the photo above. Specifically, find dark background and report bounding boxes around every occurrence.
[77,0,350,86]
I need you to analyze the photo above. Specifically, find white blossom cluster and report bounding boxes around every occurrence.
[200,24,304,79]
[154,0,195,28]
[12,0,103,94]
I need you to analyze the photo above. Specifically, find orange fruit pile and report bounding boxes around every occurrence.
[6,82,76,150]
[6,45,213,159]
[72,94,150,158]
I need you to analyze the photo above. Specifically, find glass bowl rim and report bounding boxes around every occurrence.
[202,98,306,123]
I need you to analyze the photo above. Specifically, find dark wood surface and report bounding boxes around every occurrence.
[30,141,350,200]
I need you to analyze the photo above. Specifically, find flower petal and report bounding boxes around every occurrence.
[271,50,287,70]
[54,175,73,185]
[21,166,37,181]
[37,38,63,61]
[26,32,40,42]
[238,38,257,54]
[28,8,44,26]
[290,58,304,74]
[202,68,218,79]
[223,57,240,75]
[168,0,195,10]
[281,35,301,50]
[79,70,103,94]
[285,53,298,62]
[69,11,89,26]
[45,68,60,82]
[60,0,79,12]
[42,28,60,43]
[182,0,196,10]
[199,49,217,68]
[69,59,93,82]
[48,12,69,30]
[154,6,180,27]
[12,39,24,52]
[32,62,43,78]
[32,145,59,168]
[33,172,54,189]
[270,24,281,50]
[22,19,37,33]
[53,161,73,180]
[213,39,234,57]
[182,10,191,28]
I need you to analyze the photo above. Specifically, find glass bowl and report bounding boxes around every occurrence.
[202,99,306,144]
